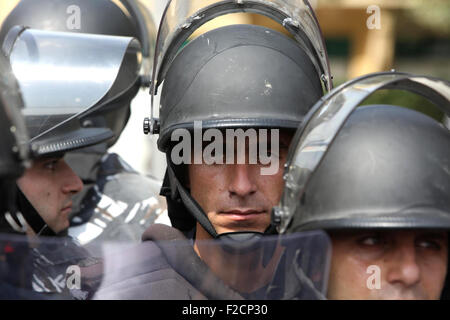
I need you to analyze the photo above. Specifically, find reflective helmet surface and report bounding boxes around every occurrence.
[2,27,142,158]
[158,24,323,151]
[0,0,156,146]
[294,104,450,231]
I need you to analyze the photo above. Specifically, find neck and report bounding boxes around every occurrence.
[194,223,283,293]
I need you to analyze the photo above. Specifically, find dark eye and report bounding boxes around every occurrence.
[357,234,384,247]
[415,233,447,251]
[416,240,442,250]
[43,159,59,171]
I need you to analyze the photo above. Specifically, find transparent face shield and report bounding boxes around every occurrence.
[0,55,29,164]
[3,27,141,143]
[273,72,450,234]
[1,99,29,169]
[0,230,330,300]
[148,0,332,132]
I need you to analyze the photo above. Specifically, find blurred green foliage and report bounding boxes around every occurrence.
[406,0,450,36]
[359,89,444,122]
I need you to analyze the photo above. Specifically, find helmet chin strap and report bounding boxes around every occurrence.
[15,186,59,237]
[167,163,218,238]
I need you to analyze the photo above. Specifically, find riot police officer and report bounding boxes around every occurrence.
[0,0,169,245]
[274,72,450,300]
[0,27,142,298]
[93,0,332,300]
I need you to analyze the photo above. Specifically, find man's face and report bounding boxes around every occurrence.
[17,157,83,233]
[188,130,292,236]
[327,229,448,300]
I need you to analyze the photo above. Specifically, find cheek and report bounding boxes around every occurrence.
[328,243,378,299]
[189,166,225,208]
[17,173,42,203]
[256,169,285,204]
[17,172,55,212]
[419,250,448,295]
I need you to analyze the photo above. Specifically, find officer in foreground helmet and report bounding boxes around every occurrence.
[0,0,169,245]
[275,72,450,300]
[92,0,332,300]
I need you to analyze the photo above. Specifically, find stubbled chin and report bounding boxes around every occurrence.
[329,288,429,300]
[53,219,70,234]
[217,225,267,235]
[214,215,270,232]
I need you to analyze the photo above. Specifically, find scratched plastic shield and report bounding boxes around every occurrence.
[0,230,330,300]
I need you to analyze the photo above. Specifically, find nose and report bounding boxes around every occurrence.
[386,243,421,288]
[227,164,257,198]
[60,160,83,194]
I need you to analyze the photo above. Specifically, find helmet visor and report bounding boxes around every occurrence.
[277,72,450,234]
[0,230,331,300]
[5,27,141,141]
[151,0,332,116]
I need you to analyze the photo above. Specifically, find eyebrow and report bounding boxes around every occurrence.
[44,156,63,161]
[416,232,447,240]
[416,231,448,241]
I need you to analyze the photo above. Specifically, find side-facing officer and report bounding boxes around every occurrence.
[93,0,332,300]
[0,27,142,298]
[274,72,450,300]
[0,0,169,245]
[0,48,93,299]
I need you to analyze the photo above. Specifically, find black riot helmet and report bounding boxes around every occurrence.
[148,0,332,240]
[0,0,157,147]
[157,24,323,151]
[275,72,450,234]
[292,104,450,230]
[0,52,29,232]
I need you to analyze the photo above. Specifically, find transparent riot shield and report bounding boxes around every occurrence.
[273,72,450,234]
[0,229,330,300]
[2,27,141,155]
[0,233,102,300]
[148,0,332,131]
